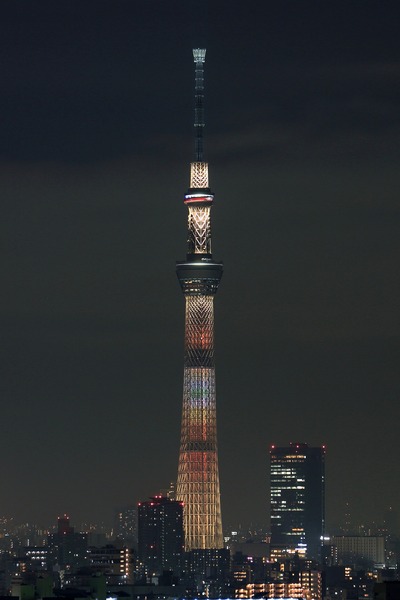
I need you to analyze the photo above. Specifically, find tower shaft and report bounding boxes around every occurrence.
[177,295,223,550]
[176,49,223,551]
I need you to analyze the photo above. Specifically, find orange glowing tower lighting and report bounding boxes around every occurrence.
[176,48,223,551]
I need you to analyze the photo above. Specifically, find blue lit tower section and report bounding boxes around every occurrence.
[176,49,223,551]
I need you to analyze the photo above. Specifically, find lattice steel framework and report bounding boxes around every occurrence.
[176,49,224,551]
[190,161,209,188]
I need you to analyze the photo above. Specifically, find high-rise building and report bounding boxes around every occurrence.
[47,515,88,571]
[270,443,325,561]
[330,535,385,565]
[175,48,223,551]
[113,505,137,545]
[137,496,184,576]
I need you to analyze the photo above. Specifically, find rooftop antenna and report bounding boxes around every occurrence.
[193,48,206,162]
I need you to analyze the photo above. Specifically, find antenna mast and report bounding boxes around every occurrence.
[193,48,206,161]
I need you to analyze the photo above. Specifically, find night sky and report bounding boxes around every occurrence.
[1,0,399,533]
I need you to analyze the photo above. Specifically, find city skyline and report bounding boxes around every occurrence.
[1,1,399,531]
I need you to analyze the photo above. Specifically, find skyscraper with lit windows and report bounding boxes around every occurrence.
[270,443,325,561]
[137,496,184,576]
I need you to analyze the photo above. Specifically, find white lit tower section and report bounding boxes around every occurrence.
[176,48,224,551]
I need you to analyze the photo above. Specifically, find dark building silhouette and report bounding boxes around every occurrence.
[47,515,88,572]
[270,443,325,561]
[137,496,183,576]
[374,581,400,600]
[113,505,137,545]
[56,515,73,536]
[183,548,230,598]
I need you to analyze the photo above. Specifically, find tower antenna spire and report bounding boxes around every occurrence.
[193,48,206,161]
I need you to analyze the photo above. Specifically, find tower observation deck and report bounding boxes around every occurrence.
[176,49,223,551]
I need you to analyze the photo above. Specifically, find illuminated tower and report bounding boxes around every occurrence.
[176,48,223,551]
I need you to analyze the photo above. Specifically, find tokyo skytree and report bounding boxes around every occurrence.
[176,48,224,551]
